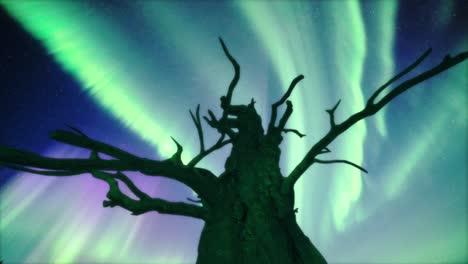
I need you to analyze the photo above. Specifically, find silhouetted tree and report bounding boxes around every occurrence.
[0,38,467,264]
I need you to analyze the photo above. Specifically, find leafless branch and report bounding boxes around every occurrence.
[218,37,240,116]
[190,104,205,153]
[0,131,219,204]
[187,197,203,203]
[314,158,368,173]
[282,128,306,138]
[92,170,207,219]
[170,136,183,164]
[268,75,304,134]
[367,48,432,105]
[282,49,468,193]
[114,171,151,200]
[319,148,331,154]
[277,101,294,131]
[187,136,232,168]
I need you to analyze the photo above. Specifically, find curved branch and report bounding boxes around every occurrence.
[325,99,341,128]
[0,132,220,204]
[0,146,137,171]
[190,104,205,153]
[283,49,468,193]
[277,100,294,131]
[314,158,368,173]
[0,162,85,176]
[170,136,183,164]
[282,128,306,138]
[219,37,240,113]
[367,48,432,105]
[374,51,467,110]
[114,171,151,200]
[187,137,232,168]
[268,75,304,134]
[92,170,207,219]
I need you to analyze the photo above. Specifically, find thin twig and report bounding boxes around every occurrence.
[282,128,306,138]
[189,104,205,152]
[325,99,341,128]
[314,158,368,173]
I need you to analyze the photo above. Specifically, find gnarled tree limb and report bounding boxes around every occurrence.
[268,75,304,135]
[92,170,207,219]
[203,109,237,139]
[219,37,240,117]
[0,130,219,205]
[282,49,468,193]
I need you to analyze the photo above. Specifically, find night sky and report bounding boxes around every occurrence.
[0,1,467,263]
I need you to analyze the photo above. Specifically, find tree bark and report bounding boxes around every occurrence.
[196,104,327,264]
[197,203,326,264]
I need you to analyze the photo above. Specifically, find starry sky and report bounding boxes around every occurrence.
[0,1,467,263]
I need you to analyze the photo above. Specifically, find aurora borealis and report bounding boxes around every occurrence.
[0,0,467,263]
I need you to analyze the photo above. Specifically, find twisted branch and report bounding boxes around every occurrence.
[0,128,219,204]
[268,75,304,134]
[219,37,240,116]
[92,170,207,219]
[283,49,468,193]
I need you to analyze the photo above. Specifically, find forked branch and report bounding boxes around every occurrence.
[188,135,232,167]
[282,49,468,193]
[268,75,304,134]
[326,99,341,128]
[92,170,207,219]
[188,103,232,168]
[0,127,220,204]
[190,104,205,153]
[367,48,432,105]
[199,38,242,140]
[203,110,237,139]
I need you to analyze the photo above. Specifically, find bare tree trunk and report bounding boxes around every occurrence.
[197,204,326,264]
[196,104,327,264]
